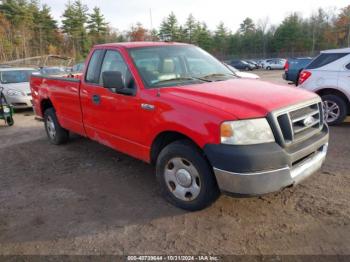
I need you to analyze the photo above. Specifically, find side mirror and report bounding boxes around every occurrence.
[102,71,124,90]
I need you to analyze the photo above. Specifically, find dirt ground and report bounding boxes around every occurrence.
[0,71,349,256]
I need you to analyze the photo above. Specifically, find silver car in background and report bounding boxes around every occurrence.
[298,48,350,125]
[263,59,286,70]
[0,68,37,109]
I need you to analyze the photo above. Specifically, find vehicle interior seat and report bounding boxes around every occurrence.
[158,59,179,81]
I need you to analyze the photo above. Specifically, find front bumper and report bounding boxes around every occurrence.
[204,125,329,195]
[6,95,33,109]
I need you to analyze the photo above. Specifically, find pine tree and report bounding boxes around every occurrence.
[184,14,196,43]
[62,0,90,59]
[87,7,108,45]
[214,22,229,58]
[193,22,213,51]
[273,13,306,54]
[32,4,60,55]
[240,17,256,35]
[159,12,180,41]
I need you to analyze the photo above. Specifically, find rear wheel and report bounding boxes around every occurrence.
[266,66,272,70]
[44,108,69,144]
[156,140,220,211]
[321,94,347,125]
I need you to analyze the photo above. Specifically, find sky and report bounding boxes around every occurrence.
[40,0,349,32]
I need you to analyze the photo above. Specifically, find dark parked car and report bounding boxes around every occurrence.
[229,60,254,71]
[283,57,313,85]
[245,60,260,69]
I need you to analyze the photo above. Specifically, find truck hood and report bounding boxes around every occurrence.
[161,79,317,119]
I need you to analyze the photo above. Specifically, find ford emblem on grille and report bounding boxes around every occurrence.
[303,115,316,127]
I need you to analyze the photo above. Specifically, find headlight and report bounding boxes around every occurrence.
[220,118,275,145]
[3,107,10,113]
[7,89,24,96]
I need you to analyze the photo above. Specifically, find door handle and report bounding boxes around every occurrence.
[141,103,155,111]
[92,94,101,105]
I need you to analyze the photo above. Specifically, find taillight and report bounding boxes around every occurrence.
[298,70,312,85]
[284,60,289,71]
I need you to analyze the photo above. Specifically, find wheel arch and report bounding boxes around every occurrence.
[150,130,203,165]
[40,98,54,116]
[316,88,350,114]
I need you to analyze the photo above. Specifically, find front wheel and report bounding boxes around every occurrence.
[322,94,348,125]
[266,66,272,70]
[44,108,69,144]
[156,140,220,211]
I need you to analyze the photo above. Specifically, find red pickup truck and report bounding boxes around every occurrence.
[31,42,329,210]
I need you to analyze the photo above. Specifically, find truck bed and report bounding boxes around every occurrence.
[30,74,84,135]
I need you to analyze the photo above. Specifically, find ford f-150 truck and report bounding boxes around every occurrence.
[30,42,329,211]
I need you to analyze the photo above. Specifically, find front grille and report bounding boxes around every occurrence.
[12,102,28,106]
[269,99,324,147]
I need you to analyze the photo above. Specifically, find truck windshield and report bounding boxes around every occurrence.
[128,45,235,88]
[0,70,36,84]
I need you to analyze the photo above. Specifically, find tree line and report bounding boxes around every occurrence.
[0,0,121,62]
[0,0,350,63]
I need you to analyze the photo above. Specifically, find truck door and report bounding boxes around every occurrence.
[80,48,147,160]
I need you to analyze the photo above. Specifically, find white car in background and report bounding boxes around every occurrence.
[0,67,37,109]
[263,59,286,70]
[225,64,260,79]
[299,47,350,125]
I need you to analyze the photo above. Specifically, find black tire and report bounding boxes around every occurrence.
[44,108,69,145]
[244,66,250,71]
[321,94,348,125]
[156,140,220,211]
[266,66,272,70]
[6,116,14,126]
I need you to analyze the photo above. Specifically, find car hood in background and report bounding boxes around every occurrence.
[161,78,318,119]
[1,82,31,95]
[236,72,260,79]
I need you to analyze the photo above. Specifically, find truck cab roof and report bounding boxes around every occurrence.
[94,42,189,49]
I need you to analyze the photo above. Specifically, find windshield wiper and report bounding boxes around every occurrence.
[152,77,206,86]
[198,73,233,80]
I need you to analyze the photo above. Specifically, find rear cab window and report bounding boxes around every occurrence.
[85,49,105,84]
[306,53,348,69]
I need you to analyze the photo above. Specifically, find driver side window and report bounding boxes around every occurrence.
[99,50,135,90]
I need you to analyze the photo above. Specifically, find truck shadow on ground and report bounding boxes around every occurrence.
[0,135,186,244]
[1,124,349,246]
